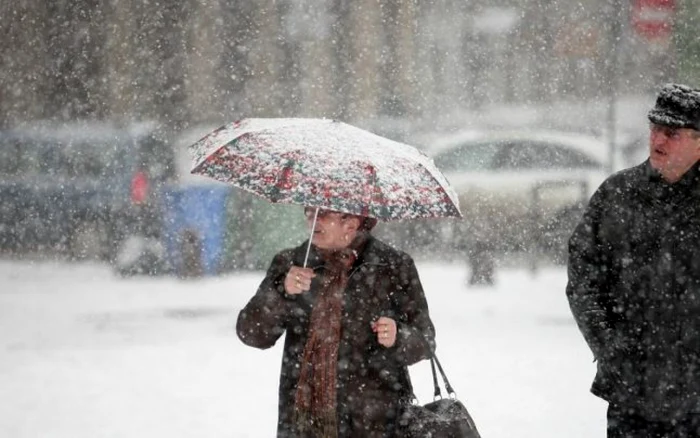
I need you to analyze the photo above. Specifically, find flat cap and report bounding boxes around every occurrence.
[648,83,700,131]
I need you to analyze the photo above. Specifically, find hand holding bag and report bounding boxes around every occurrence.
[397,354,482,438]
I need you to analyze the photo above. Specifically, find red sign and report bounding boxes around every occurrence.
[632,0,675,41]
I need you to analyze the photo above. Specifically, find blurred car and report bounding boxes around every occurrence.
[424,128,634,264]
[0,121,174,261]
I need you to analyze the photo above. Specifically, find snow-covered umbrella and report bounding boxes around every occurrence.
[189,118,461,264]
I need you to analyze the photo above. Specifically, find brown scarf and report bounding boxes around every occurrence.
[294,233,369,437]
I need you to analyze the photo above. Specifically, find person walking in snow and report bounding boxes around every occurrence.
[567,83,700,437]
[237,207,436,437]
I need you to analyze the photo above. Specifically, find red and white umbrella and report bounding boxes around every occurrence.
[190,118,462,265]
[190,118,461,221]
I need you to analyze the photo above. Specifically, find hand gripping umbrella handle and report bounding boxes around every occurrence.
[303,208,319,268]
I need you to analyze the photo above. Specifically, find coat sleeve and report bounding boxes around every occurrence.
[566,185,617,361]
[236,252,294,349]
[389,254,436,366]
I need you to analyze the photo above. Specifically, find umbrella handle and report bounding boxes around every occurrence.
[303,208,319,268]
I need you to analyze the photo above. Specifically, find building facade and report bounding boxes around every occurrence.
[0,0,683,131]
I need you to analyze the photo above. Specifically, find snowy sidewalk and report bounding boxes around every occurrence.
[0,260,606,437]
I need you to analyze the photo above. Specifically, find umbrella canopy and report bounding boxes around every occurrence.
[190,118,461,221]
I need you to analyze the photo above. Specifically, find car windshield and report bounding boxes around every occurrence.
[432,142,502,172]
[0,136,126,179]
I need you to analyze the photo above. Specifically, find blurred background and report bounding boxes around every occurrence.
[1,0,699,280]
[3,4,700,436]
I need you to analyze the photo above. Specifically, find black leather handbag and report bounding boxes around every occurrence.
[397,355,481,438]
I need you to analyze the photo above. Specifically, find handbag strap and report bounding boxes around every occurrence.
[430,354,456,399]
[387,294,458,402]
[430,357,441,398]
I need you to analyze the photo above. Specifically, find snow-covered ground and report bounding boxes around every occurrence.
[0,259,607,437]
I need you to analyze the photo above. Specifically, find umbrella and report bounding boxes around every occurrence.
[189,118,462,265]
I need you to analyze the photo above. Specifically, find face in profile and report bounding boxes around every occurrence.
[304,208,360,250]
[649,124,700,180]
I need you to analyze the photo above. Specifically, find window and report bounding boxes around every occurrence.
[0,134,129,178]
[138,134,175,181]
[0,137,56,176]
[0,138,21,175]
[432,142,504,172]
[57,140,125,178]
[498,141,600,170]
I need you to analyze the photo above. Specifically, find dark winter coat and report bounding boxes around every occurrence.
[236,235,436,437]
[567,160,700,420]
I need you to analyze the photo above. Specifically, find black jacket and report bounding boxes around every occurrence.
[237,235,436,437]
[567,160,700,420]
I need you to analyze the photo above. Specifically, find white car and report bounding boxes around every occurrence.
[426,128,638,261]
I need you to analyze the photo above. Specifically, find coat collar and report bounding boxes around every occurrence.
[291,234,387,271]
[641,159,700,201]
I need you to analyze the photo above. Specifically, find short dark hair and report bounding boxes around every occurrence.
[359,217,378,232]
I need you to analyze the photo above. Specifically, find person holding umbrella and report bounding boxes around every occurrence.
[236,206,436,437]
[189,118,460,437]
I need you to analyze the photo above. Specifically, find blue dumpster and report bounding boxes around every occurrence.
[162,185,232,277]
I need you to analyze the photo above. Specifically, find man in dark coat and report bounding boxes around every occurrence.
[567,83,700,437]
[237,209,435,437]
